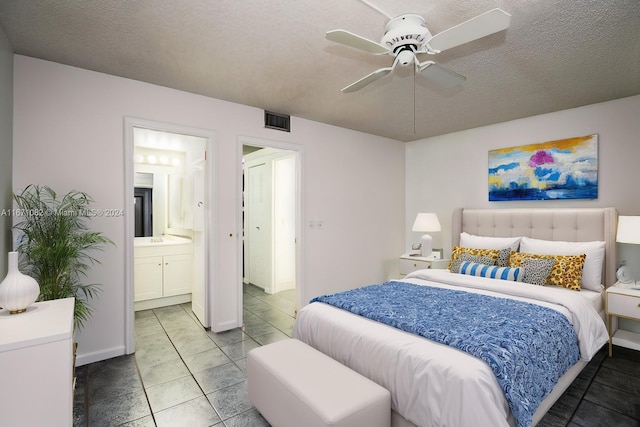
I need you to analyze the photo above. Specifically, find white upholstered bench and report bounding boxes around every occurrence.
[247,338,391,427]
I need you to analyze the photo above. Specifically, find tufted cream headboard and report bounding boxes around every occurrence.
[451,208,618,287]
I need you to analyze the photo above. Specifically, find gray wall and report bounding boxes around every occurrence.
[0,26,13,276]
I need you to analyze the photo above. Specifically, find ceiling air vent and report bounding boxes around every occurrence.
[264,111,290,132]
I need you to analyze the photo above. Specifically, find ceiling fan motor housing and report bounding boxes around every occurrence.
[382,14,431,53]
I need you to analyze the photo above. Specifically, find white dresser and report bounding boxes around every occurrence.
[0,297,75,426]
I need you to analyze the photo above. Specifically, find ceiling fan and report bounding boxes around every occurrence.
[326,1,511,92]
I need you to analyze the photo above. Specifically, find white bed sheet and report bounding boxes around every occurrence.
[580,287,604,315]
[293,270,608,427]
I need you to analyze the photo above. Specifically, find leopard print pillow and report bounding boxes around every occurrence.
[449,246,499,273]
[496,248,511,267]
[521,257,557,286]
[509,251,586,290]
[450,252,496,273]
[547,254,587,291]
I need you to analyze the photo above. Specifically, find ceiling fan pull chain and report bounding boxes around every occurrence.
[413,64,418,135]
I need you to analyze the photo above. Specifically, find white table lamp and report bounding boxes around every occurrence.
[412,213,441,257]
[616,216,640,284]
[617,216,640,244]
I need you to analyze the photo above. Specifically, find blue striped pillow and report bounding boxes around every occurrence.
[459,261,524,282]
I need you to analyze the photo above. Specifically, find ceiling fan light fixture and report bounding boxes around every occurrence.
[397,50,415,66]
[326,3,510,92]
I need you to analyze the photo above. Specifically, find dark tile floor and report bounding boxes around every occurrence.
[74,285,640,427]
[73,284,294,426]
[539,345,640,427]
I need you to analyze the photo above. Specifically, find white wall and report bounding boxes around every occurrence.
[0,26,12,274]
[406,95,640,255]
[13,55,405,364]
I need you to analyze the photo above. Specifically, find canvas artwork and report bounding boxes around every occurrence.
[488,134,598,201]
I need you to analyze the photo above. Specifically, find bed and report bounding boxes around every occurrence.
[293,208,617,427]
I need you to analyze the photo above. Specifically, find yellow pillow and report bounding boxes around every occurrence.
[509,251,586,291]
[449,246,500,271]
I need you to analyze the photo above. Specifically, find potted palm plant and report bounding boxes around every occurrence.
[12,184,113,330]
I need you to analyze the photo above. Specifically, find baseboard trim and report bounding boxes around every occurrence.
[75,345,126,367]
[212,319,241,333]
[134,294,191,311]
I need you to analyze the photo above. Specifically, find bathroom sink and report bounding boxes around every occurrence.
[134,235,192,247]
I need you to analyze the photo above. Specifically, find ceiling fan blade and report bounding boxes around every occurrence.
[342,65,395,93]
[418,61,466,88]
[326,30,390,55]
[427,8,511,52]
[359,0,393,19]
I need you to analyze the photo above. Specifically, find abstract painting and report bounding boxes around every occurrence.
[488,134,598,201]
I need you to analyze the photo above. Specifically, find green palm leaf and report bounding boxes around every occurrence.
[13,185,113,330]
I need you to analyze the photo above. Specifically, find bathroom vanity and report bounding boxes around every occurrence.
[134,235,193,310]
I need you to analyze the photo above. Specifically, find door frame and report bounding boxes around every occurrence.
[124,117,217,354]
[238,136,303,320]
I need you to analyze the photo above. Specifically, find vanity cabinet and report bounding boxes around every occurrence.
[134,240,193,303]
[163,253,193,296]
[134,256,163,301]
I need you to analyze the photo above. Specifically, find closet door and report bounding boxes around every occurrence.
[246,161,271,290]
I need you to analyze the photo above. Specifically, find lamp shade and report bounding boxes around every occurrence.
[617,216,640,244]
[412,213,441,232]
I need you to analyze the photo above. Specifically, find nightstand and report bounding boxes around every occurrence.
[399,254,450,277]
[605,283,640,356]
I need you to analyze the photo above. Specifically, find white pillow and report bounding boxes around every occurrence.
[460,232,521,251]
[519,236,605,291]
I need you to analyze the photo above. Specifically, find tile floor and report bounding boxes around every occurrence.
[73,284,294,426]
[538,345,640,426]
[74,285,640,426]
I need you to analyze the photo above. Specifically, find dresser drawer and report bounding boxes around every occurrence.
[399,257,431,275]
[608,292,640,320]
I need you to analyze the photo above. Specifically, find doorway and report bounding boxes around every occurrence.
[124,118,215,354]
[240,139,301,322]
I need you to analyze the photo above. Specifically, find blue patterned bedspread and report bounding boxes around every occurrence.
[311,281,580,427]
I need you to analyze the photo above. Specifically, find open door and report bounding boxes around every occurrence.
[191,160,207,325]
[246,161,270,290]
[272,154,296,293]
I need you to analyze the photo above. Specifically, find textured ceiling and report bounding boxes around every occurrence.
[0,0,639,142]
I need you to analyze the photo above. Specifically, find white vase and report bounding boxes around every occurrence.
[0,252,40,314]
